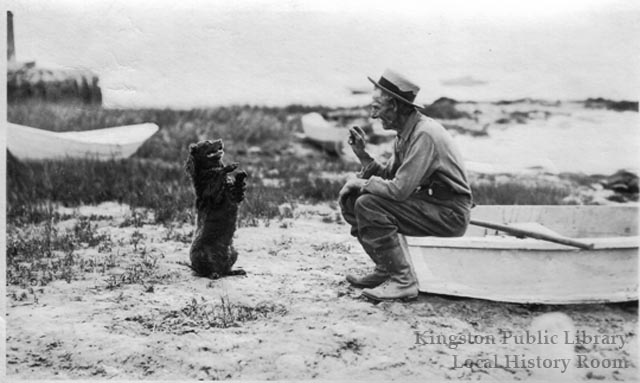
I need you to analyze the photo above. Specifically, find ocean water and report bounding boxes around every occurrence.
[454,106,640,175]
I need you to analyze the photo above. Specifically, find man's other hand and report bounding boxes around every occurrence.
[339,178,366,199]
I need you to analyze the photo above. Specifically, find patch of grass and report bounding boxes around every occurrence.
[119,209,150,228]
[163,224,193,243]
[7,156,195,225]
[6,209,90,287]
[268,237,294,256]
[104,250,162,290]
[8,101,297,162]
[5,205,161,289]
[125,296,287,333]
[311,242,352,254]
[73,217,112,247]
[238,183,289,227]
[7,102,359,227]
[318,337,365,358]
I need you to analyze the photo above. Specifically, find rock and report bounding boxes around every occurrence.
[443,123,489,137]
[583,98,638,112]
[600,170,639,202]
[494,98,561,107]
[602,170,639,194]
[421,97,471,120]
[495,110,551,125]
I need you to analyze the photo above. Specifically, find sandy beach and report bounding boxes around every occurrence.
[5,202,638,380]
[6,1,640,380]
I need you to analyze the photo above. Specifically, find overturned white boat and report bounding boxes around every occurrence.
[403,205,639,304]
[298,112,346,156]
[6,122,159,161]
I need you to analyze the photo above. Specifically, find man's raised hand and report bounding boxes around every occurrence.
[348,126,366,146]
[348,126,371,164]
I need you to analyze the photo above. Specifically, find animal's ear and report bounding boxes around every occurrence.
[189,143,197,154]
[185,155,195,178]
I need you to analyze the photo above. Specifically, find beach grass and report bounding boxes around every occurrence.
[8,101,576,230]
[5,101,585,290]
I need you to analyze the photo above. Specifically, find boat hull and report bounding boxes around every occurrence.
[403,205,639,304]
[7,123,159,161]
[300,113,345,156]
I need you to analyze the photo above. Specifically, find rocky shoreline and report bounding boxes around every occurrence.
[297,98,638,205]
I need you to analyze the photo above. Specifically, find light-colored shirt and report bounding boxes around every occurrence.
[360,111,471,201]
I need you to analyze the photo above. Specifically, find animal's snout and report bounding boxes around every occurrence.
[206,149,224,159]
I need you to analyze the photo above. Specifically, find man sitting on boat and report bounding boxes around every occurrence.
[339,69,473,301]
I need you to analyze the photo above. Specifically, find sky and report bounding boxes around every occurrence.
[6,0,640,108]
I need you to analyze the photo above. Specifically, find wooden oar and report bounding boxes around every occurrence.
[470,219,595,250]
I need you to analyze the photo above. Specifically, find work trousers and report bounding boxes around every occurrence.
[340,190,472,252]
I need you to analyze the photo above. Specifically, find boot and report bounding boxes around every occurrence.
[346,238,389,288]
[346,266,389,288]
[361,246,418,301]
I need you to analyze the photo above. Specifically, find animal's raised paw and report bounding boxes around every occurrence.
[231,171,248,202]
[235,171,248,182]
[224,163,239,173]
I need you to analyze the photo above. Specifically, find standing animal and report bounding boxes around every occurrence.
[185,139,247,278]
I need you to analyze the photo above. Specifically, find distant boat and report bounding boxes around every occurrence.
[404,205,638,304]
[299,113,345,156]
[6,122,159,161]
[347,86,371,95]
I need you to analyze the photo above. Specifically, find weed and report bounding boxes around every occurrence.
[130,230,146,252]
[268,237,294,256]
[97,238,114,253]
[119,209,148,228]
[125,296,287,333]
[73,217,111,247]
[6,211,79,287]
[104,251,162,289]
[311,242,352,254]
[163,224,193,243]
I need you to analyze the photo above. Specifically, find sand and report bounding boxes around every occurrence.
[5,201,638,380]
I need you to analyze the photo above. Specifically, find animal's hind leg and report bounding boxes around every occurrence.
[227,269,247,276]
[226,245,246,276]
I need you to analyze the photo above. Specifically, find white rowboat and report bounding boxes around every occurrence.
[403,205,638,304]
[299,112,345,156]
[6,122,159,161]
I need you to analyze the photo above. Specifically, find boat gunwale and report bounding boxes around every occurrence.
[405,235,639,251]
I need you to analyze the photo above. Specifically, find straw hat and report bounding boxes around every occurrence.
[368,69,422,108]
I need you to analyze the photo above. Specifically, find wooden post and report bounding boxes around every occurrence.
[7,11,15,63]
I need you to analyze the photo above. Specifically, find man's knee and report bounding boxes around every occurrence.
[354,193,382,213]
[339,190,359,216]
